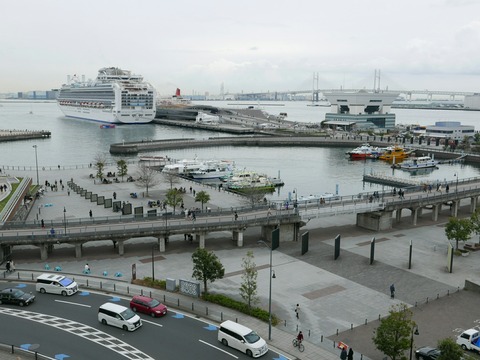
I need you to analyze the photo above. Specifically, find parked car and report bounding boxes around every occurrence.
[129,295,167,317]
[415,346,441,360]
[0,288,35,306]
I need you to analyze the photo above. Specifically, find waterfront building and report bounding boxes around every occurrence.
[322,90,398,132]
[425,121,475,140]
[464,94,480,110]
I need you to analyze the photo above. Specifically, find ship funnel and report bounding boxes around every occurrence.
[176,88,181,97]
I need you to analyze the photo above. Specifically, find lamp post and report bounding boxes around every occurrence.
[257,240,275,340]
[33,145,39,186]
[63,207,67,235]
[454,172,458,193]
[293,188,298,212]
[152,244,156,283]
[409,325,419,360]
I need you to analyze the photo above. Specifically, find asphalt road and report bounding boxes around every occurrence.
[0,282,286,360]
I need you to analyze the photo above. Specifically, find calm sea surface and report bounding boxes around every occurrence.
[1,100,480,201]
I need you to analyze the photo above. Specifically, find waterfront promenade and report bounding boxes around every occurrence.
[2,165,480,359]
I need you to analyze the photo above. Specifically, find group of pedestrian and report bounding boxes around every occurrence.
[340,347,354,360]
[0,184,8,192]
[5,260,15,273]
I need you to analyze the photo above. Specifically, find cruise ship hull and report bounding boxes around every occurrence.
[59,105,155,124]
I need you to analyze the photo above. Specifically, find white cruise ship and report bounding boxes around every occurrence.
[57,67,156,124]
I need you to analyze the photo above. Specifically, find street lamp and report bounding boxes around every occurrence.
[32,145,39,186]
[454,172,458,193]
[63,207,67,235]
[257,240,275,340]
[293,188,298,212]
[152,244,156,283]
[409,325,419,360]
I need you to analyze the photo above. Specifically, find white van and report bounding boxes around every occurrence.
[98,302,142,331]
[36,273,78,296]
[218,320,268,358]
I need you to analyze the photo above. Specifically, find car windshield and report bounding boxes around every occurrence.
[11,289,25,298]
[121,308,136,320]
[148,299,160,308]
[244,330,261,344]
[59,278,74,286]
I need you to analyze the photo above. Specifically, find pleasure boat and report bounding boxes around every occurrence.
[378,145,413,162]
[347,143,383,160]
[398,156,439,170]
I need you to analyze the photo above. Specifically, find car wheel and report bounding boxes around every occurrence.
[122,325,128,331]
[150,312,156,318]
[39,288,46,294]
[221,339,228,346]
[246,349,253,357]
[101,319,107,325]
[61,291,67,296]
[19,302,25,307]
[461,344,467,350]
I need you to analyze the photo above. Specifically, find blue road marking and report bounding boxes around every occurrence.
[204,324,218,331]
[20,344,31,350]
[79,291,90,296]
[109,296,120,302]
[16,284,27,288]
[172,313,184,319]
[55,354,70,360]
[273,355,289,360]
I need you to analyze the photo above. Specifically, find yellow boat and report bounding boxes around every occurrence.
[378,145,413,161]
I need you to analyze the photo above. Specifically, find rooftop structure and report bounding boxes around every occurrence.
[425,121,475,140]
[321,90,399,132]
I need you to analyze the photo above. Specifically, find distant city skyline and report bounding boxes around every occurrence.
[2,0,480,95]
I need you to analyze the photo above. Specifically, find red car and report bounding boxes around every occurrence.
[130,295,168,317]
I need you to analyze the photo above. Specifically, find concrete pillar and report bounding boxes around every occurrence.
[198,234,205,249]
[432,204,439,221]
[417,208,423,217]
[396,209,402,222]
[0,245,11,261]
[117,240,125,256]
[471,197,478,213]
[159,237,166,253]
[237,231,244,247]
[411,208,418,226]
[75,243,83,258]
[451,201,459,217]
[40,243,48,261]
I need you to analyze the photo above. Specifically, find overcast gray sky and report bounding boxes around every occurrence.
[2,0,480,95]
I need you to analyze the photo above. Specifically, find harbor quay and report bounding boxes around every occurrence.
[2,165,480,360]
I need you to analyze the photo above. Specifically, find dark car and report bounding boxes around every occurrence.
[415,346,441,360]
[130,295,167,317]
[0,288,35,306]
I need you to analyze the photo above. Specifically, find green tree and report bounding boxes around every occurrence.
[116,159,128,182]
[372,304,416,360]
[94,153,106,180]
[437,337,464,360]
[192,248,225,294]
[165,188,183,214]
[239,251,259,311]
[445,217,473,250]
[135,162,160,197]
[195,190,210,211]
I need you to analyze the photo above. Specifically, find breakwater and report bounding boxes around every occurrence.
[0,129,51,142]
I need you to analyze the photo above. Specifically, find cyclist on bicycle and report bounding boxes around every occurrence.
[297,331,304,344]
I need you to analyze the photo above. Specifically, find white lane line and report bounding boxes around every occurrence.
[141,318,163,327]
[198,339,238,358]
[54,300,91,308]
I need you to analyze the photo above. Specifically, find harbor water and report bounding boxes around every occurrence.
[1,100,479,201]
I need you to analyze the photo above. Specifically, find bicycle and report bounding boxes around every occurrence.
[292,338,305,352]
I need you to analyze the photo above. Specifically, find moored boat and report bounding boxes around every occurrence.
[398,155,439,171]
[347,143,382,159]
[378,145,413,162]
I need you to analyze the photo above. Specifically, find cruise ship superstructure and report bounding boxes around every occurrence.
[57,67,156,124]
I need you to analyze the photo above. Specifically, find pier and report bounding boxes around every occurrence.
[0,129,51,142]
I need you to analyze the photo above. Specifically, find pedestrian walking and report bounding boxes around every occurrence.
[390,283,395,299]
[50,227,55,237]
[89,209,92,218]
[234,211,238,221]
[41,219,45,228]
[5,260,11,273]
[446,184,450,193]
[347,348,354,360]
[113,192,117,200]
[295,304,300,319]
[84,263,91,274]
[340,347,347,360]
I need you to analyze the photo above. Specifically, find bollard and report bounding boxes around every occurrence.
[296,324,298,331]
[206,307,208,316]
[86,279,89,287]
[284,320,287,327]
[17,273,20,280]
[415,301,417,307]
[149,291,152,298]
[360,355,363,359]
[378,314,381,320]
[447,290,450,296]
[336,329,339,336]
[426,297,429,303]
[365,319,368,325]
[308,330,310,337]
[113,284,116,292]
[100,282,102,290]
[321,335,323,342]
[192,303,194,311]
[164,294,166,302]
[333,341,336,348]
[32,273,34,281]
[177,299,180,307]
[127,286,129,294]
[351,324,353,330]
[221,312,223,321]
[141,289,143,296]
[437,293,439,299]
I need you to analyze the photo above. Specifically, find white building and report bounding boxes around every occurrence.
[322,90,399,132]
[425,121,475,140]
